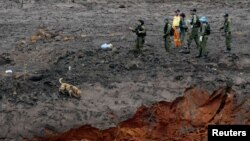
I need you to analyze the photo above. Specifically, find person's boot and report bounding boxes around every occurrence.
[196,50,202,58]
[165,45,169,52]
[202,54,208,59]
[196,54,202,58]
[224,48,231,53]
[179,46,186,53]
[183,46,190,54]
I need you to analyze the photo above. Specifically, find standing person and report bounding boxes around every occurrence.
[185,9,201,54]
[179,13,188,49]
[163,18,172,52]
[130,20,146,52]
[172,9,181,48]
[197,16,210,58]
[220,13,232,53]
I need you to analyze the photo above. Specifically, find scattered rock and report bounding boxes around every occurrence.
[174,75,184,81]
[54,35,62,41]
[119,5,126,8]
[109,63,118,69]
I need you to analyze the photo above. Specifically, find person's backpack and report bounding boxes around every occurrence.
[196,20,201,27]
[205,23,211,35]
[192,15,201,28]
[170,27,175,36]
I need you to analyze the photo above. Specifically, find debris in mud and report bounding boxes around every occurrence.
[30,87,250,141]
[17,27,77,48]
[5,69,13,74]
[125,60,140,70]
[30,28,55,43]
[0,53,12,66]
[100,43,113,50]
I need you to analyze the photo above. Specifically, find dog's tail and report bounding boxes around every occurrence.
[59,78,63,84]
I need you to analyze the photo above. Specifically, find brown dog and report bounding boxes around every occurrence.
[59,78,81,98]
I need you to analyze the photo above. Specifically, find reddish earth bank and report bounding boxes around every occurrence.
[28,86,250,141]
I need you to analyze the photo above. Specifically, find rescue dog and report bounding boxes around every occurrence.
[59,78,81,98]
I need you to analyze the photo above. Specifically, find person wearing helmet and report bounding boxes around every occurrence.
[220,13,232,53]
[130,19,146,52]
[163,18,172,52]
[197,16,210,58]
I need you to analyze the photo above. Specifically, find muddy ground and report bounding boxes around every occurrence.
[0,0,250,140]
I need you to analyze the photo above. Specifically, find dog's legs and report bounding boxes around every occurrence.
[59,87,64,95]
[59,88,62,94]
[69,90,73,97]
[73,93,79,98]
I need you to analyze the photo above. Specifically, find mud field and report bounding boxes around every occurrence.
[0,0,250,140]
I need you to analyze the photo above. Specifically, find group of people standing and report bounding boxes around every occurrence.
[169,8,210,58]
[131,8,232,59]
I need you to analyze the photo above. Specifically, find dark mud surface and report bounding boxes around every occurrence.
[0,0,250,140]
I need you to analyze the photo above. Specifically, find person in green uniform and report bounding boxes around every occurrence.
[197,16,210,58]
[179,13,188,48]
[130,20,146,52]
[185,9,200,54]
[220,13,232,53]
[163,18,172,52]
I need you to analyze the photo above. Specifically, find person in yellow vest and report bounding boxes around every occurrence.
[172,9,181,48]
